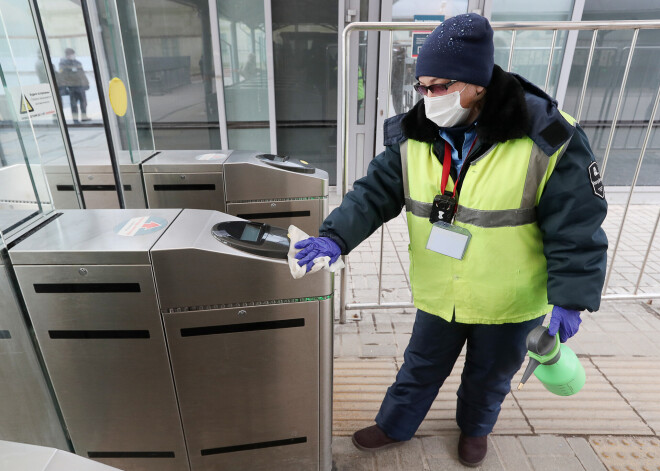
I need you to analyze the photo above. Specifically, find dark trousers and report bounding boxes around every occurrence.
[69,87,87,115]
[375,310,544,440]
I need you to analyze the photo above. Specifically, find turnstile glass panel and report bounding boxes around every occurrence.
[216,0,271,152]
[0,0,82,241]
[164,302,320,471]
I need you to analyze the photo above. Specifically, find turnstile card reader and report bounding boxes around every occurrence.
[151,210,332,471]
[211,220,289,259]
[253,153,316,173]
[9,209,189,471]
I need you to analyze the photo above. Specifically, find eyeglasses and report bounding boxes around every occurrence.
[414,80,460,96]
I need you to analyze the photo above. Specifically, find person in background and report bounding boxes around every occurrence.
[294,13,607,467]
[59,48,90,123]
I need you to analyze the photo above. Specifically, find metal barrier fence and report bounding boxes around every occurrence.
[339,20,660,323]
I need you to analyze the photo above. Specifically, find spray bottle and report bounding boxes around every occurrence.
[517,325,585,396]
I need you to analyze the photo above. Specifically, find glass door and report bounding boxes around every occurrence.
[490,0,575,98]
[344,0,381,186]
[0,0,82,243]
[374,1,466,159]
[33,0,156,209]
[215,0,273,153]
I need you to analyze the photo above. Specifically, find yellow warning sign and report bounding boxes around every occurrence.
[20,95,34,114]
[7,84,57,121]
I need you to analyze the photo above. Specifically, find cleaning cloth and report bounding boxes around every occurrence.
[288,225,345,279]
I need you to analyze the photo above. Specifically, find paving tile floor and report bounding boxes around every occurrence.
[332,301,660,470]
[329,196,660,470]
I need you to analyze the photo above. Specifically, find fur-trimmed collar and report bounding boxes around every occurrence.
[401,65,529,145]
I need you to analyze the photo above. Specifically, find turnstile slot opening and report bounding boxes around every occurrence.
[200,436,307,456]
[0,330,11,339]
[153,184,216,191]
[48,330,150,339]
[181,318,305,337]
[237,210,311,220]
[87,451,176,458]
[34,283,141,293]
[56,184,132,191]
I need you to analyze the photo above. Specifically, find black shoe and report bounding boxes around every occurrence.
[352,425,401,451]
[458,433,488,467]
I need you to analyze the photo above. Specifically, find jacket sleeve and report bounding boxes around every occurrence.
[537,124,608,312]
[319,144,405,254]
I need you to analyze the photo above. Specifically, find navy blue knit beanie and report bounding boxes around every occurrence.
[415,13,494,87]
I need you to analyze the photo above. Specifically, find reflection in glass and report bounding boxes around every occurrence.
[562,0,660,186]
[135,0,220,150]
[218,0,270,152]
[356,32,366,124]
[37,0,113,209]
[37,0,103,128]
[491,0,573,97]
[492,29,568,98]
[94,0,150,165]
[0,0,81,236]
[272,0,338,183]
[387,2,467,119]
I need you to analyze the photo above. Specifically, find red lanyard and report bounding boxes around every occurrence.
[439,138,477,197]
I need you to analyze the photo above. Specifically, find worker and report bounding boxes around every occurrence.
[294,13,607,467]
[357,65,365,113]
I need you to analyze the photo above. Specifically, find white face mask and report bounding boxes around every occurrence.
[423,85,470,128]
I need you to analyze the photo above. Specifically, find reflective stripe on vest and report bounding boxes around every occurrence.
[401,133,573,227]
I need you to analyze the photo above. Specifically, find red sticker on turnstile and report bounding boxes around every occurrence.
[115,216,168,236]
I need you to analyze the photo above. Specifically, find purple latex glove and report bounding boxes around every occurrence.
[547,306,582,343]
[295,237,341,273]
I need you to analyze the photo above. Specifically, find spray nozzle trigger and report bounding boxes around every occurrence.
[517,325,562,390]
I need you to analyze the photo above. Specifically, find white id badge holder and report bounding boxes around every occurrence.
[426,221,471,260]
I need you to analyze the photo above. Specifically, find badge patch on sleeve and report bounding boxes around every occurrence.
[588,162,605,199]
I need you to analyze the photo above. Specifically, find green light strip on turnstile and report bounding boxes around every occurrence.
[230,196,327,204]
[161,294,333,314]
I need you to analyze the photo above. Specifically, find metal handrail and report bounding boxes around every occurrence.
[340,20,660,323]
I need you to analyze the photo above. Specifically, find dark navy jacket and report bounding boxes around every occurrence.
[320,65,608,312]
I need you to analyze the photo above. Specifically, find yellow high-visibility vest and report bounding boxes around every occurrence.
[401,112,576,324]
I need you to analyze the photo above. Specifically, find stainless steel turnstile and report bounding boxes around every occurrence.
[141,150,329,236]
[45,150,329,235]
[8,208,333,471]
[141,150,228,212]
[46,149,329,235]
[151,209,333,471]
[9,209,189,471]
[44,150,150,209]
